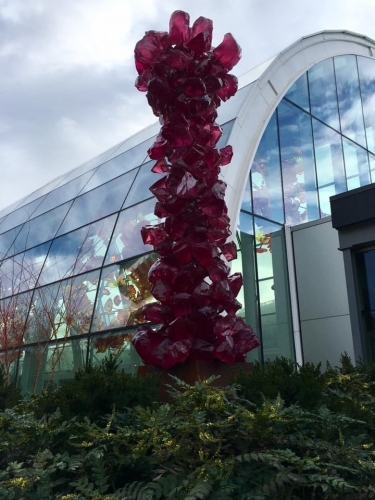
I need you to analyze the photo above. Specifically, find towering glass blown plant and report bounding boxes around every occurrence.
[132,11,259,369]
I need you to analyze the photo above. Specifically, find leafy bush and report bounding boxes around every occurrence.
[1,355,375,498]
[23,356,162,422]
[231,357,327,410]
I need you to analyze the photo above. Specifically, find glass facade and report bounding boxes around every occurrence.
[0,120,234,393]
[238,55,375,362]
[2,52,375,392]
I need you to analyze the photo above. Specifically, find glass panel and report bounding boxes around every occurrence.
[122,161,155,208]
[342,138,370,190]
[88,330,141,374]
[80,141,153,195]
[0,200,24,221]
[308,58,340,131]
[91,253,158,332]
[39,217,115,285]
[240,175,252,213]
[0,196,47,235]
[313,119,346,189]
[217,120,234,149]
[284,73,310,112]
[31,171,93,219]
[102,136,154,166]
[105,198,157,265]
[3,174,67,217]
[312,118,347,216]
[254,217,282,280]
[238,213,261,362]
[60,142,126,186]
[56,169,138,237]
[278,100,319,224]
[0,242,50,297]
[251,112,284,223]
[17,338,87,395]
[0,226,23,260]
[14,200,73,253]
[318,184,336,217]
[26,270,99,344]
[0,292,33,374]
[334,55,366,147]
[259,279,275,314]
[357,56,375,154]
[254,216,294,362]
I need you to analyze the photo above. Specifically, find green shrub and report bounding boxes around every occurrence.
[232,356,327,409]
[1,355,375,498]
[24,356,162,422]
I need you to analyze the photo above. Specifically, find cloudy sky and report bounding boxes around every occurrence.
[0,0,375,211]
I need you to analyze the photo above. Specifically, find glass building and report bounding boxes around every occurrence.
[2,30,375,393]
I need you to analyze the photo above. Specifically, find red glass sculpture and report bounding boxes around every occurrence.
[132,11,259,369]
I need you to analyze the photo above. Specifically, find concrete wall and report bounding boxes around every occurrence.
[291,217,354,366]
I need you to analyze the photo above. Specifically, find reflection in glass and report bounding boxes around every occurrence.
[80,141,152,195]
[26,270,100,345]
[334,55,366,147]
[39,217,116,286]
[57,170,138,237]
[122,161,155,208]
[318,184,336,216]
[0,242,51,297]
[14,201,73,254]
[259,279,275,314]
[237,215,261,362]
[312,118,347,215]
[0,226,23,260]
[278,100,319,224]
[308,58,340,130]
[0,200,24,222]
[17,338,87,395]
[254,217,282,280]
[255,216,294,361]
[342,138,370,189]
[358,56,375,154]
[31,171,94,219]
[91,253,158,332]
[6,173,68,218]
[101,136,154,167]
[105,199,157,265]
[284,73,310,112]
[0,291,32,382]
[251,112,284,223]
[60,142,127,186]
[240,175,252,213]
[0,196,47,235]
[88,330,141,374]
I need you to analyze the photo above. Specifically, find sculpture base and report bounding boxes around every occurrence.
[137,360,252,401]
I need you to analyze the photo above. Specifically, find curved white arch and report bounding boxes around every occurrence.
[223,30,375,234]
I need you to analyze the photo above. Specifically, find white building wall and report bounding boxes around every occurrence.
[291,217,355,366]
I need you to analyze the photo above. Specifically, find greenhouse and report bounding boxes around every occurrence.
[1,30,375,393]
